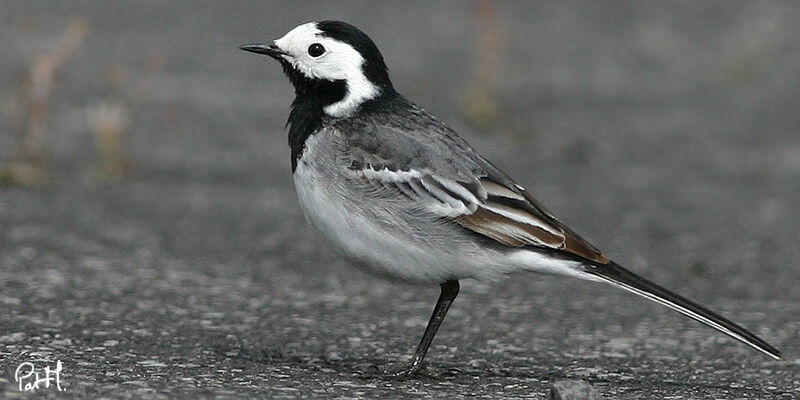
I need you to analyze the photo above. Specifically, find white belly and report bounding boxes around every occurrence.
[293,161,449,283]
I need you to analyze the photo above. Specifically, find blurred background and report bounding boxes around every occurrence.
[1,1,799,398]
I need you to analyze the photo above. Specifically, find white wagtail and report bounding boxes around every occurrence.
[240,21,783,376]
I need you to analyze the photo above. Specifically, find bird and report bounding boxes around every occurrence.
[240,20,783,376]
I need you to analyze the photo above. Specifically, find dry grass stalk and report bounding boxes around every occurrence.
[1,19,88,186]
[86,101,130,180]
[462,0,506,129]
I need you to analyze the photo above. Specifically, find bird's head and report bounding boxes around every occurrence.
[241,21,394,118]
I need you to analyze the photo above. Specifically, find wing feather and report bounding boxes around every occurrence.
[337,120,608,264]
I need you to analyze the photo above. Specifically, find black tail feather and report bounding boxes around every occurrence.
[584,261,783,360]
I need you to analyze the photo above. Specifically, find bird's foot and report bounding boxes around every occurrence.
[355,361,424,380]
[381,361,423,379]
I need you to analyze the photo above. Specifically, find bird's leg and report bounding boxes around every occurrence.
[383,279,460,378]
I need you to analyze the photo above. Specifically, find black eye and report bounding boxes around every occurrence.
[308,43,325,57]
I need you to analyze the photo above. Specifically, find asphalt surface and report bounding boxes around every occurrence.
[2,1,800,399]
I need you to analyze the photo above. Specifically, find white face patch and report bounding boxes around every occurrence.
[274,22,380,117]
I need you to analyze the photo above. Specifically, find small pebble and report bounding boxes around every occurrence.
[551,379,601,400]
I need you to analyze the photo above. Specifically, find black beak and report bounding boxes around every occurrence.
[239,43,288,59]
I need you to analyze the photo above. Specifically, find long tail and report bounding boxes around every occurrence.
[582,261,783,360]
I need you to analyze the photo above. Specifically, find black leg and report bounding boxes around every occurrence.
[384,279,460,377]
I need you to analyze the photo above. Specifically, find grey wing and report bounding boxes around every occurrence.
[331,122,609,264]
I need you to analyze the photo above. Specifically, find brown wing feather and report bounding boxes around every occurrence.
[454,207,564,248]
[457,175,610,264]
[351,162,609,264]
[561,227,609,263]
[519,190,609,263]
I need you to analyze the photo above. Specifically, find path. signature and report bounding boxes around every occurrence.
[14,360,64,392]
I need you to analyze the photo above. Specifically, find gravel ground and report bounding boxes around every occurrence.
[1,1,799,398]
